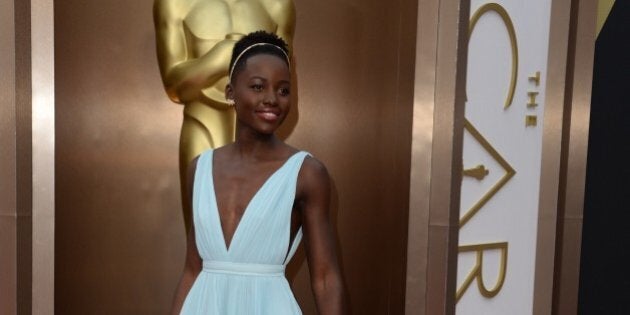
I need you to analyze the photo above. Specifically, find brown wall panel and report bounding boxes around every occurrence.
[288,1,417,314]
[55,0,184,313]
[55,0,416,314]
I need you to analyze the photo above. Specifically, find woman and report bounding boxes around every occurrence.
[171,31,347,314]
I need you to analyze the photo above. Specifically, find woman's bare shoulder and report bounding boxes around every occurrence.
[298,154,330,194]
[302,155,328,175]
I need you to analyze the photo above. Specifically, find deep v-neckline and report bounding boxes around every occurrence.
[210,150,299,253]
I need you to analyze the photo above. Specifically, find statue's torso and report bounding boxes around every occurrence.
[184,0,278,56]
[181,0,280,108]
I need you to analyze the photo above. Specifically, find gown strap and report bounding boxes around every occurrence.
[284,228,303,265]
[283,151,311,265]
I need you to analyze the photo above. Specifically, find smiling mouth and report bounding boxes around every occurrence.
[256,110,280,121]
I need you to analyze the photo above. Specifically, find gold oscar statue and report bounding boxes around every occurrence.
[153,0,296,232]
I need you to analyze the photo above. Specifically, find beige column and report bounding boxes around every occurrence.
[405,0,469,314]
[533,0,597,313]
[2,0,56,313]
[0,0,17,313]
[31,0,55,312]
[532,0,574,312]
[2,0,55,313]
[30,0,55,313]
[552,0,597,313]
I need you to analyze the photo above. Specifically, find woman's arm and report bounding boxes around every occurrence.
[298,157,348,314]
[170,157,202,314]
[170,223,202,314]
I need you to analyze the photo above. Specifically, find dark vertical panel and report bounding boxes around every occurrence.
[385,0,418,312]
[579,1,630,314]
[14,0,33,313]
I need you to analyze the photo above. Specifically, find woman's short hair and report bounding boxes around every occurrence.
[229,30,290,83]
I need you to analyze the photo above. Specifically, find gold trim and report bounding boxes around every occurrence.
[456,242,509,302]
[469,3,519,109]
[460,119,516,227]
[596,0,616,37]
[529,71,541,86]
[527,92,539,108]
[526,115,538,127]
[463,164,490,180]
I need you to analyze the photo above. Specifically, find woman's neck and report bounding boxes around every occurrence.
[232,127,281,159]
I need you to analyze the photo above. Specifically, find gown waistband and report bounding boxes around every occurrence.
[202,260,285,277]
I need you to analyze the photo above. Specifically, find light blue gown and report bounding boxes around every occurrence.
[180,149,308,314]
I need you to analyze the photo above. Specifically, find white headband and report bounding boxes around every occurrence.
[228,43,291,82]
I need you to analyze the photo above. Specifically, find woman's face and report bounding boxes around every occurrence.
[227,53,291,136]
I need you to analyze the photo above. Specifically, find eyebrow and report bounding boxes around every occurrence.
[248,76,290,84]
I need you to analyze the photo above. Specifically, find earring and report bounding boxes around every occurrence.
[226,99,235,106]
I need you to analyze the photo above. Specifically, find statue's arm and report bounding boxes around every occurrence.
[154,0,235,104]
[268,0,296,49]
